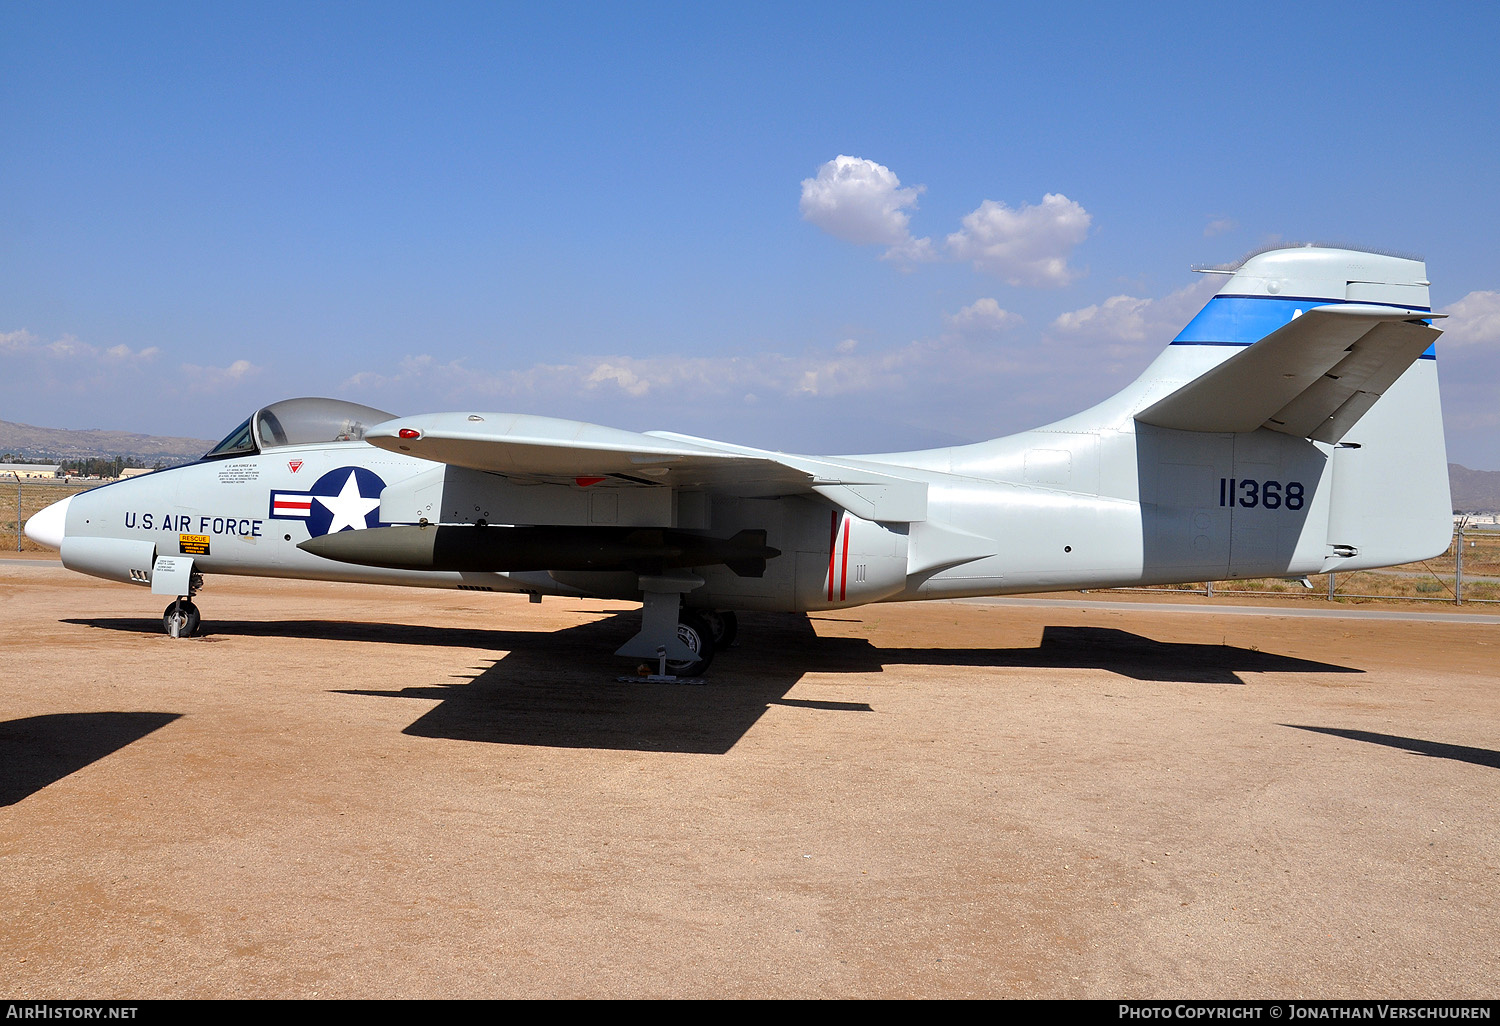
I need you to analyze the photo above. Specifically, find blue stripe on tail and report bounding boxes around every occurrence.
[1172,295,1436,357]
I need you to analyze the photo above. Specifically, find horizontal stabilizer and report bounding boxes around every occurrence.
[1135,305,1442,443]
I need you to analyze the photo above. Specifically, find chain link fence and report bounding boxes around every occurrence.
[1106,524,1500,605]
[3,476,98,554]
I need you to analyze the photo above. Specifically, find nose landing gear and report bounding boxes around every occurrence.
[163,598,201,638]
[161,570,205,638]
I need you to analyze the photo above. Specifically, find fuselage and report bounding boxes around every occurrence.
[31,359,1448,617]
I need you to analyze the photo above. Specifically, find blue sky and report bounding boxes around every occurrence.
[3,2,1498,466]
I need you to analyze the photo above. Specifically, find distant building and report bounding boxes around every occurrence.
[119,467,154,479]
[0,463,61,479]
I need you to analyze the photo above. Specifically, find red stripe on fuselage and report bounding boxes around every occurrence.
[840,516,850,601]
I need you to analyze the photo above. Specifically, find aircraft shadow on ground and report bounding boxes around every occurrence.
[1284,725,1500,770]
[888,625,1364,685]
[64,616,543,650]
[62,614,1361,755]
[0,712,181,806]
[337,611,832,755]
[341,617,1361,754]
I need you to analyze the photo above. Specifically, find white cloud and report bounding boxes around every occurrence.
[106,343,161,360]
[1439,291,1500,348]
[1051,278,1217,340]
[181,358,259,391]
[1046,276,1220,371]
[340,332,1030,412]
[879,234,937,265]
[0,328,159,362]
[946,194,1092,287]
[0,329,171,421]
[800,156,934,262]
[1051,294,1154,342]
[945,298,1023,336]
[344,353,745,402]
[45,335,89,358]
[0,329,39,352]
[799,159,1096,286]
[585,362,652,397]
[1204,217,1238,238]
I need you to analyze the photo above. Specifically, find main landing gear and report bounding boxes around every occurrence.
[669,609,738,676]
[665,612,715,677]
[630,609,738,680]
[616,574,743,681]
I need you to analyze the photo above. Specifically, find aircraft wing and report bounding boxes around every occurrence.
[363,413,928,522]
[1134,304,1442,443]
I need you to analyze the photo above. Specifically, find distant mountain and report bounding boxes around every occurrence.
[0,418,214,464]
[1450,463,1500,513]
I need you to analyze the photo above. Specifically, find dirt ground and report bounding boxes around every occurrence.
[1,558,1497,999]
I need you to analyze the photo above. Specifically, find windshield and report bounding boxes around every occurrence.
[203,398,399,458]
[205,416,256,458]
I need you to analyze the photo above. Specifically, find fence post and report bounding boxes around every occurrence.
[1455,521,1465,606]
[1327,572,1335,600]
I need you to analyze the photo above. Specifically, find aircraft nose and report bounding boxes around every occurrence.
[24,494,72,549]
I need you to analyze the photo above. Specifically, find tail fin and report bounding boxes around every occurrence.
[917,245,1451,579]
[1135,247,1440,443]
[1137,245,1451,569]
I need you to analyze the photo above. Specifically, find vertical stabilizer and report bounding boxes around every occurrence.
[918,245,1452,578]
[1151,246,1452,570]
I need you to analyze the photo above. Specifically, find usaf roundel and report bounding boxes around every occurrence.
[268,467,387,537]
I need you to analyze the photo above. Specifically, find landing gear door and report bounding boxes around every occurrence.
[151,555,195,597]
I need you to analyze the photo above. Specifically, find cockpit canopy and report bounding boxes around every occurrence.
[205,397,398,459]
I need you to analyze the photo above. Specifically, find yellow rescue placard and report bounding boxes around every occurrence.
[179,534,211,555]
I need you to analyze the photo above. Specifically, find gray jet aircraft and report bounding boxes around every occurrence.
[26,246,1453,677]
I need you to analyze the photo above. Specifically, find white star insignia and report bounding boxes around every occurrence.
[317,470,381,533]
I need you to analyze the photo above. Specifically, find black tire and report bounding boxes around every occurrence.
[162,600,200,638]
[699,609,738,648]
[667,613,715,676]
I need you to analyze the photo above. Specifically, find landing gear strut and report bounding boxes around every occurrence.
[616,574,717,681]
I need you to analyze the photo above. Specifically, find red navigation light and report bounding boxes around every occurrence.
[398,428,421,439]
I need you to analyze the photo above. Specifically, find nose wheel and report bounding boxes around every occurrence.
[163,598,201,638]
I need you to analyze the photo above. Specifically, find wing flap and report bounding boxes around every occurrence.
[1135,304,1441,442]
